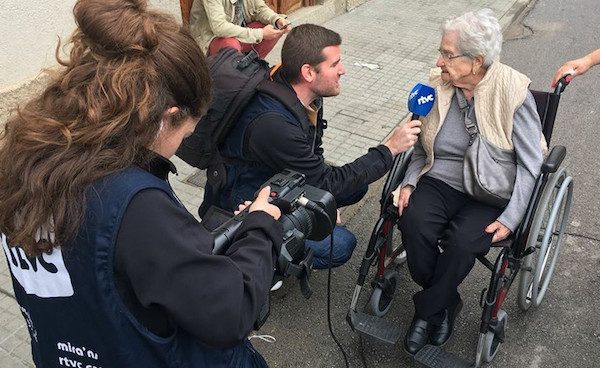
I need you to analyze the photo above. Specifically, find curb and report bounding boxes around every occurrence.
[499,0,537,31]
[266,0,363,65]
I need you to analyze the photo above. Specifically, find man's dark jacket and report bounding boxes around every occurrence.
[205,71,396,212]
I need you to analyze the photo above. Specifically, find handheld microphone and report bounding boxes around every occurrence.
[407,83,436,119]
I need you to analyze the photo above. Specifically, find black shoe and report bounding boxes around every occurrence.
[429,299,463,346]
[404,317,431,355]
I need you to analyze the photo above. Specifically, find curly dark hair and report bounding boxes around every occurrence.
[0,0,211,256]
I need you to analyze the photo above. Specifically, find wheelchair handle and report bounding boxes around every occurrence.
[553,74,571,95]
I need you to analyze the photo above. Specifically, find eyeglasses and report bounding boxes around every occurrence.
[438,49,466,62]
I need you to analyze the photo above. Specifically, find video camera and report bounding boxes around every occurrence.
[212,170,337,296]
[211,170,336,329]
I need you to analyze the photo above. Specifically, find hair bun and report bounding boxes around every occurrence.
[74,0,164,57]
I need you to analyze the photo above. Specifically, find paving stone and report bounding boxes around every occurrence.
[0,349,30,368]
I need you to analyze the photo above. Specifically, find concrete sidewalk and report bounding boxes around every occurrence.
[0,0,531,366]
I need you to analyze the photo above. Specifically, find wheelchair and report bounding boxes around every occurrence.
[347,76,574,367]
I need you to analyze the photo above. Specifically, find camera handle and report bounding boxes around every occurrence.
[211,208,248,255]
[284,248,314,299]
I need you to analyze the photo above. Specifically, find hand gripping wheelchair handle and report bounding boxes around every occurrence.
[553,74,571,95]
[541,145,566,173]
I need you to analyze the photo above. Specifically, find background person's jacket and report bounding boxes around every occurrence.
[190,0,285,55]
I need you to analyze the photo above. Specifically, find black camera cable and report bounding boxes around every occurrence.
[298,198,350,368]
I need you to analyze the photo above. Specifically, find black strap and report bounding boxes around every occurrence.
[455,88,479,145]
[284,248,314,299]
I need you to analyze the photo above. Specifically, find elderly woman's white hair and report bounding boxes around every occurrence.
[441,8,502,67]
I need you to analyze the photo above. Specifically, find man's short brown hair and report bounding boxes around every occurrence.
[280,24,342,84]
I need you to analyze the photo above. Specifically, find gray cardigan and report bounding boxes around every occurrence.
[401,90,543,232]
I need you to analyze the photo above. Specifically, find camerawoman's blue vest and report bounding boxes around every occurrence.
[2,167,257,367]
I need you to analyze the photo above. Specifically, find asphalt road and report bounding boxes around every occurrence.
[256,1,600,367]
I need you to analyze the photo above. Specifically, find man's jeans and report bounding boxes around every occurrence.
[304,185,367,269]
[305,226,357,269]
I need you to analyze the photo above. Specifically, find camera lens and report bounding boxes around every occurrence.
[282,206,314,239]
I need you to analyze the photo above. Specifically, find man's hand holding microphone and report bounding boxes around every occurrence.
[385,82,437,155]
[384,120,422,155]
[393,83,437,216]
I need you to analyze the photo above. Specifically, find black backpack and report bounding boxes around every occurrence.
[177,47,269,169]
[176,47,304,215]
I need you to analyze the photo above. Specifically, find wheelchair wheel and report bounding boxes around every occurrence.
[366,270,400,317]
[480,309,508,363]
[518,167,574,311]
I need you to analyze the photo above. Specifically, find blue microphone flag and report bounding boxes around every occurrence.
[408,83,436,117]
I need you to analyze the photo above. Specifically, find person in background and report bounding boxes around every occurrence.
[552,48,600,87]
[0,0,282,366]
[190,0,291,58]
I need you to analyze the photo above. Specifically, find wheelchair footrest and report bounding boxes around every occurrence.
[347,310,401,344]
[414,345,472,368]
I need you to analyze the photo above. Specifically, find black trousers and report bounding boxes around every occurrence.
[398,176,503,325]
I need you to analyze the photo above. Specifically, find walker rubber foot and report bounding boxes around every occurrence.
[414,345,472,368]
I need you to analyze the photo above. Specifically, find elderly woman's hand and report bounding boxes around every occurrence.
[485,220,511,243]
[397,185,414,217]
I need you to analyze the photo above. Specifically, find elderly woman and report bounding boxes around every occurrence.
[393,9,543,355]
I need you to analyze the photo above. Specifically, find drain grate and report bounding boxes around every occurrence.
[185,169,206,188]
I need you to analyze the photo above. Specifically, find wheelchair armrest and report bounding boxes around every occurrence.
[380,149,413,213]
[381,148,413,203]
[541,146,566,174]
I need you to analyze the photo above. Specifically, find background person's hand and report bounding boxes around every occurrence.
[551,56,592,87]
[262,25,284,40]
[275,18,291,32]
[485,220,511,243]
[384,120,422,156]
[397,185,413,217]
[249,186,281,220]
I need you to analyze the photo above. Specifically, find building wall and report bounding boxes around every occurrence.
[0,0,182,92]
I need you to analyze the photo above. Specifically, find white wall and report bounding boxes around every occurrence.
[0,0,182,91]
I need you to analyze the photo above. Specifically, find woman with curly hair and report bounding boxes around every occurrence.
[0,0,281,366]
